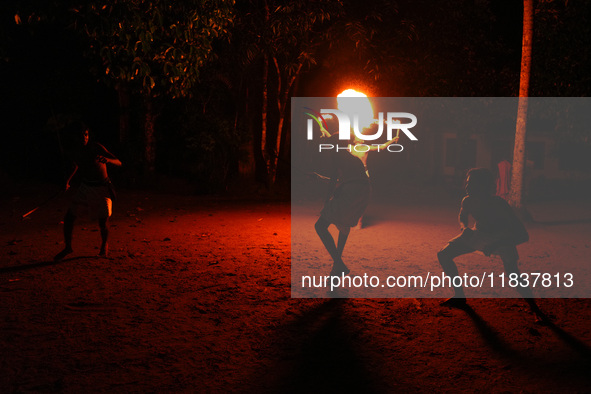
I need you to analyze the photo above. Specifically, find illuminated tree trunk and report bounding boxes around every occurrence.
[261,53,270,187]
[509,0,533,216]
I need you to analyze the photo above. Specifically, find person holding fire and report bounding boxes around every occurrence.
[315,122,400,276]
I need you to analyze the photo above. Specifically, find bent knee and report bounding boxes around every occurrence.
[497,246,519,263]
[315,217,328,232]
[437,246,452,261]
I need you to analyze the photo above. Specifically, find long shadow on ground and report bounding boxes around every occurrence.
[243,299,394,393]
[0,256,97,273]
[461,302,591,390]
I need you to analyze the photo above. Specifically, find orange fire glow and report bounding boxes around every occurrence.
[336,89,375,130]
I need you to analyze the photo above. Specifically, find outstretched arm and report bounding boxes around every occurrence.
[65,164,78,190]
[324,155,338,203]
[97,155,122,167]
[319,124,332,138]
[96,144,122,167]
[367,135,400,152]
[325,176,337,204]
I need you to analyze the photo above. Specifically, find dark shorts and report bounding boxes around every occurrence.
[320,180,371,229]
[446,229,518,261]
[69,183,112,219]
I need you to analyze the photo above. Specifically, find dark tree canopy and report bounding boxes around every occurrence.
[77,0,234,99]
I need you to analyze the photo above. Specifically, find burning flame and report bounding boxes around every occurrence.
[336,89,375,130]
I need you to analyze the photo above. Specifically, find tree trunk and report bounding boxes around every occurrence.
[509,0,533,219]
[271,58,302,185]
[238,86,255,179]
[117,83,130,146]
[144,96,156,174]
[259,2,271,189]
[260,53,270,188]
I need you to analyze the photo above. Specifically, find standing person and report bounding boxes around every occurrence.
[315,129,399,276]
[54,122,122,261]
[436,168,546,322]
[496,158,511,200]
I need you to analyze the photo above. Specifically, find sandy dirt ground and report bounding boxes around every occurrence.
[1,186,591,393]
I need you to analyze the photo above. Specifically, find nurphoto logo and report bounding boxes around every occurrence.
[305,108,418,153]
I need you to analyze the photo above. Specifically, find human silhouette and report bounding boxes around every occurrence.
[437,168,546,322]
[54,122,122,261]
[315,127,398,276]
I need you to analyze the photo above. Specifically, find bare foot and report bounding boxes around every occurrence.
[533,310,551,325]
[330,262,350,276]
[99,244,108,258]
[54,247,73,261]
